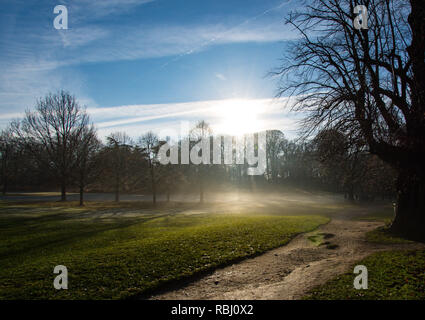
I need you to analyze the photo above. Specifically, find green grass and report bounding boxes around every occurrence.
[0,201,328,299]
[306,222,422,300]
[307,231,334,247]
[307,233,325,246]
[366,226,413,244]
[306,250,425,300]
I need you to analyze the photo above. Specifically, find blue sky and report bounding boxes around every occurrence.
[0,0,304,139]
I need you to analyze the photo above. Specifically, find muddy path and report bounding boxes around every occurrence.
[148,219,425,300]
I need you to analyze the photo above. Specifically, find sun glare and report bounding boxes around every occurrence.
[214,99,264,136]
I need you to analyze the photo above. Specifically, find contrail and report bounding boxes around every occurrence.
[160,0,293,68]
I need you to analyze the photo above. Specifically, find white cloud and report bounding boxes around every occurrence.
[45,21,298,65]
[0,57,96,116]
[56,27,110,48]
[68,0,156,22]
[0,17,297,114]
[0,0,300,115]
[89,97,302,140]
[0,96,302,138]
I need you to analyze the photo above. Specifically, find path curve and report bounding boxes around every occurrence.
[149,219,424,300]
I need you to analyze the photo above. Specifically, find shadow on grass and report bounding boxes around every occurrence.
[365,226,416,244]
[133,221,328,300]
[132,235,298,300]
[0,201,199,260]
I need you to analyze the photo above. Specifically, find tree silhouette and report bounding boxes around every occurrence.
[276,0,425,239]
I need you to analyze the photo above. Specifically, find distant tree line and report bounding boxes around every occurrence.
[0,90,396,206]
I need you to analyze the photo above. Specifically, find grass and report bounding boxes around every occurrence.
[307,231,334,247]
[306,250,425,300]
[306,223,422,300]
[366,226,413,244]
[0,201,328,299]
[307,233,325,246]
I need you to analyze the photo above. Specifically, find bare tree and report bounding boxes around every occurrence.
[106,132,134,202]
[74,125,101,206]
[0,127,15,195]
[158,162,185,202]
[314,129,363,198]
[266,130,286,182]
[276,0,425,239]
[139,131,160,205]
[190,120,213,203]
[12,91,90,201]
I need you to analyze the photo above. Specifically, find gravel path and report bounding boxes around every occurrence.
[148,219,424,300]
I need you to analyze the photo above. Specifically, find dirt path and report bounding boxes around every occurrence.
[149,219,425,300]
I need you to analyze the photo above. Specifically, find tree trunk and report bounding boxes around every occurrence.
[167,189,170,202]
[391,0,425,241]
[79,185,84,206]
[61,182,67,201]
[390,169,425,241]
[348,186,355,201]
[115,175,120,202]
[151,166,156,205]
[199,168,204,204]
[2,176,7,196]
[1,159,7,195]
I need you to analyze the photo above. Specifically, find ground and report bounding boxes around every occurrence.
[149,219,424,299]
[0,189,423,300]
[0,194,328,299]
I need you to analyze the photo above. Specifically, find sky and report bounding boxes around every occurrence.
[0,0,305,140]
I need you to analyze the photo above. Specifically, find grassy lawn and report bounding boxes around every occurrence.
[306,222,423,300]
[306,250,425,300]
[365,226,414,244]
[0,201,328,299]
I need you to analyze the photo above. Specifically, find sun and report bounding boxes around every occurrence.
[214,99,264,136]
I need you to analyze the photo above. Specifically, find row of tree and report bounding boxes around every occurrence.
[0,90,396,206]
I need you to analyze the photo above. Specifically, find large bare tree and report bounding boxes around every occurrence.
[277,0,425,239]
[12,91,91,201]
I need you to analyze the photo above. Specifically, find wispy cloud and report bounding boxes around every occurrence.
[67,0,156,22]
[88,97,302,140]
[0,96,302,138]
[0,0,156,115]
[44,19,298,65]
[0,0,300,117]
[56,27,110,48]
